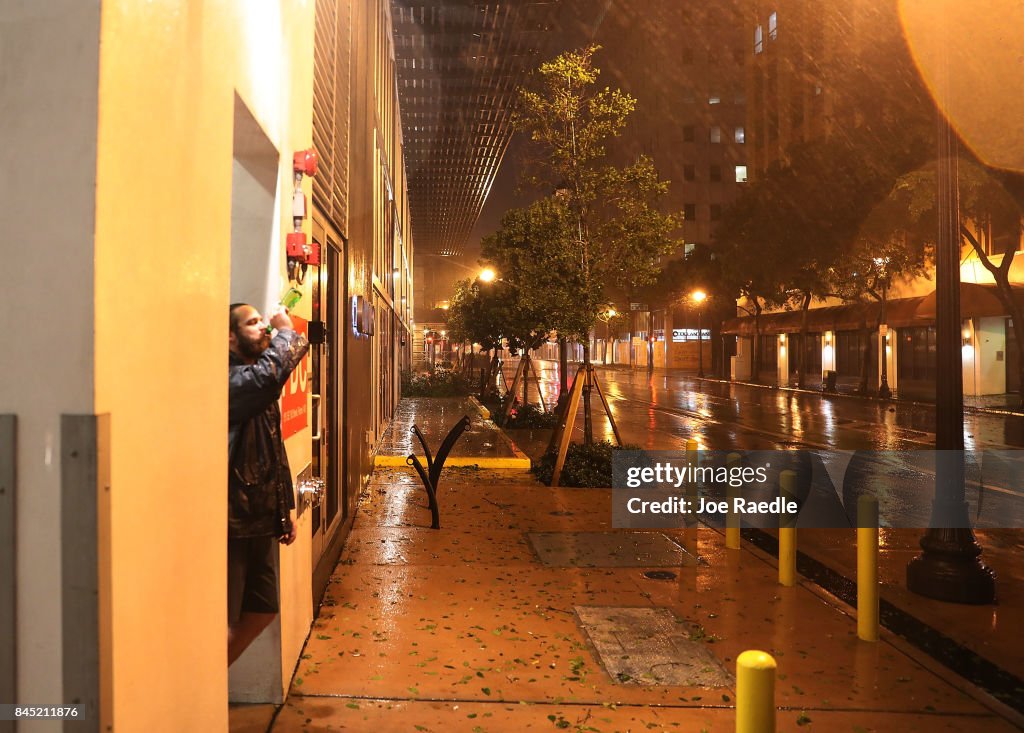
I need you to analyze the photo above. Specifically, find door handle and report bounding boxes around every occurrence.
[297,477,325,509]
[311,394,322,441]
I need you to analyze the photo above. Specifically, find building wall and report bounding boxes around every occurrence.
[92,1,315,727]
[0,0,102,717]
[2,1,314,729]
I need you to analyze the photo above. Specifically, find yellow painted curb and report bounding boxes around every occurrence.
[467,395,490,420]
[374,454,531,469]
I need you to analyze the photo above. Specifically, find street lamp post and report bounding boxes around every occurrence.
[692,290,707,378]
[905,77,994,604]
[875,258,892,399]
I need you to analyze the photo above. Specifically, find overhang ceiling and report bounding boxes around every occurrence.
[391,1,564,257]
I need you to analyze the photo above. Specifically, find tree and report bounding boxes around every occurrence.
[513,45,682,442]
[889,157,1024,397]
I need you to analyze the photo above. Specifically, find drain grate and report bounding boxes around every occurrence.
[526,531,696,568]
[643,570,677,580]
[575,606,732,687]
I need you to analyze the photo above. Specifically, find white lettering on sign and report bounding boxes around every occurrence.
[672,328,712,342]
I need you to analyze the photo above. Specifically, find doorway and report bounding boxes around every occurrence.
[310,218,348,607]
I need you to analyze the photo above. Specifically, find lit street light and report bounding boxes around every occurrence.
[479,267,496,283]
[692,290,707,378]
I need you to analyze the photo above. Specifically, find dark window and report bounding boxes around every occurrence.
[683,125,695,142]
[683,164,696,181]
[759,335,778,369]
[710,165,722,182]
[897,326,937,381]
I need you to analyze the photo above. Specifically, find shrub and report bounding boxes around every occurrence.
[401,367,472,397]
[532,440,641,487]
[502,404,558,429]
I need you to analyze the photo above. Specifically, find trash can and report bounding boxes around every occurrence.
[823,369,837,392]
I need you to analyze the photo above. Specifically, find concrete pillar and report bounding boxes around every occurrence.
[777,334,789,386]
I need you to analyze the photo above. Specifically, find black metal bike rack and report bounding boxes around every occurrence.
[406,415,471,529]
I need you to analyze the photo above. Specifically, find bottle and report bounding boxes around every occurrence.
[266,287,304,333]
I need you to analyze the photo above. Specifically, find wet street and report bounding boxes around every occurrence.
[503,358,1024,528]
[514,359,1024,452]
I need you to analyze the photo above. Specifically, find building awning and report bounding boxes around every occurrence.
[914,282,1024,320]
[722,301,883,336]
[720,284,1021,337]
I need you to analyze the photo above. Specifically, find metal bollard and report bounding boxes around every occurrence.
[778,470,797,587]
[857,494,880,642]
[685,438,699,498]
[725,452,741,549]
[736,650,776,733]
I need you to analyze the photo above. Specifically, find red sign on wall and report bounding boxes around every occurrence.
[281,317,309,439]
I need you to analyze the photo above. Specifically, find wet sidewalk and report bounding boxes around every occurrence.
[374,397,530,469]
[232,398,1020,732]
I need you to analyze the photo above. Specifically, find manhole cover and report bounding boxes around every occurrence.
[526,531,697,568]
[643,570,677,580]
[575,606,732,687]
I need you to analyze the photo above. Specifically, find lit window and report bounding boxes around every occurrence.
[754,25,763,53]
[708,92,721,105]
[769,11,778,40]
[735,165,748,182]
[710,126,722,143]
[735,126,745,143]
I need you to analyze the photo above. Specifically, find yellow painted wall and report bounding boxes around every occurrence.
[93,1,314,729]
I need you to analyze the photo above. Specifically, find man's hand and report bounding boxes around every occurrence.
[279,522,297,546]
[268,305,293,332]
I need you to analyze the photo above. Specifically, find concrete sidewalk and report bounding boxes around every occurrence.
[229,399,1020,731]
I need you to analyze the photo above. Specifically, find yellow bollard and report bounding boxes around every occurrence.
[685,438,700,508]
[736,650,776,733]
[778,470,797,587]
[725,452,741,549]
[857,495,880,642]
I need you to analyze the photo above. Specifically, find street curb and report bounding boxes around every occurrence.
[467,395,490,420]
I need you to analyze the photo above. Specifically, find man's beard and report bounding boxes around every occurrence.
[238,331,271,360]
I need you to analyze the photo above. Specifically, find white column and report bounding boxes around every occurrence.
[962,318,978,397]
[777,334,789,386]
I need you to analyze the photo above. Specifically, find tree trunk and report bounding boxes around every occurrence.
[523,353,531,409]
[751,300,762,383]
[582,343,594,445]
[993,281,1024,405]
[798,292,811,389]
[558,337,569,412]
[858,322,871,394]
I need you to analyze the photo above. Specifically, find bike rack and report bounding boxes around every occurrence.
[406,415,472,529]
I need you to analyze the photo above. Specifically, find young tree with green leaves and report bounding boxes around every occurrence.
[512,45,682,442]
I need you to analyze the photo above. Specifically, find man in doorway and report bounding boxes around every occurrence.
[228,302,309,664]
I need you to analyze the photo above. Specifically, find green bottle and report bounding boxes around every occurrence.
[266,287,303,332]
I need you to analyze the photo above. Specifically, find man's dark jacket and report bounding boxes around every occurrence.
[228,329,310,538]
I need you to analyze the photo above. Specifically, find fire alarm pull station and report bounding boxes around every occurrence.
[287,147,319,283]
